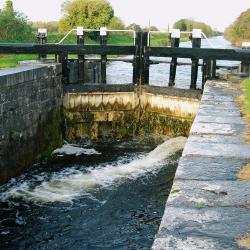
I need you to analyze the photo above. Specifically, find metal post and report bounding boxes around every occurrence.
[37,28,47,60]
[169,29,180,87]
[100,27,107,84]
[77,27,85,83]
[190,29,201,89]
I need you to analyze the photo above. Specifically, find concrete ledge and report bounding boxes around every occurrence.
[0,64,62,88]
[64,84,202,100]
[152,80,250,249]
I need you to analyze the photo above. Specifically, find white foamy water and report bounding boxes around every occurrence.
[0,137,186,204]
[52,144,101,156]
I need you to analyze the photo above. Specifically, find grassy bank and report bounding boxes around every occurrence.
[242,78,250,114]
[237,78,250,145]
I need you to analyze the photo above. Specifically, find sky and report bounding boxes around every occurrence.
[0,0,250,31]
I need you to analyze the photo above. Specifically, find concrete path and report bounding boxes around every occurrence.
[152,80,250,250]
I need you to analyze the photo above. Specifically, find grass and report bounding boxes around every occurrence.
[0,32,187,69]
[0,54,37,68]
[242,78,250,114]
[238,78,250,144]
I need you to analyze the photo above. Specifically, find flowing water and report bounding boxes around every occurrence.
[0,37,236,249]
[0,138,186,249]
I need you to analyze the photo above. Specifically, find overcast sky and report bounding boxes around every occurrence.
[0,0,249,31]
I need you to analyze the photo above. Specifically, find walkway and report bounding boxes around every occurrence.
[152,80,250,250]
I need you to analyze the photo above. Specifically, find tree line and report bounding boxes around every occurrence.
[0,0,234,43]
[173,19,221,37]
[224,9,250,46]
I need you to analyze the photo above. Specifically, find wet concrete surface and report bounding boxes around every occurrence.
[152,80,250,250]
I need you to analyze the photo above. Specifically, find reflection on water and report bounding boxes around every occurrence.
[107,36,239,88]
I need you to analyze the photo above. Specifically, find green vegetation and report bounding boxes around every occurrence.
[0,0,33,43]
[0,54,37,68]
[195,200,205,209]
[41,109,64,159]
[242,78,250,114]
[59,0,114,32]
[170,188,181,194]
[32,21,59,33]
[0,0,217,69]
[107,16,125,30]
[224,9,250,46]
[173,18,219,37]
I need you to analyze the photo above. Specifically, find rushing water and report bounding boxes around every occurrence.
[0,37,237,249]
[0,138,186,249]
[107,36,239,89]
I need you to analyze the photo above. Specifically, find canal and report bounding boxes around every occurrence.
[0,37,237,249]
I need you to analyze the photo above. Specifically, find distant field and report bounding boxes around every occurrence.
[0,32,188,68]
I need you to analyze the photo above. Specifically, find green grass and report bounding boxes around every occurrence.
[0,54,37,68]
[242,78,250,113]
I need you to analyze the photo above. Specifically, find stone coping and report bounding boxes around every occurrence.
[152,80,250,250]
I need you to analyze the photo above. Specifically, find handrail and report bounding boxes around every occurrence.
[56,28,136,45]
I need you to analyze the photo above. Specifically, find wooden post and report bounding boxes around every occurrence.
[133,32,141,84]
[143,32,149,85]
[240,60,250,76]
[100,27,107,84]
[133,32,148,85]
[37,28,47,60]
[202,59,208,91]
[211,59,217,79]
[77,27,85,83]
[190,29,201,89]
[169,29,180,86]
[59,53,68,84]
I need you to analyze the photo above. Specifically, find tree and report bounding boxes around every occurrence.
[173,18,216,37]
[174,19,188,31]
[32,21,59,33]
[0,0,33,42]
[59,0,114,32]
[127,23,142,32]
[107,16,125,30]
[143,26,159,32]
[224,9,250,46]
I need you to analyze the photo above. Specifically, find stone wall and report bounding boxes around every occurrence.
[63,84,201,142]
[0,64,63,184]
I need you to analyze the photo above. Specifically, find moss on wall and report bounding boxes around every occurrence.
[39,108,64,159]
[64,109,193,143]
